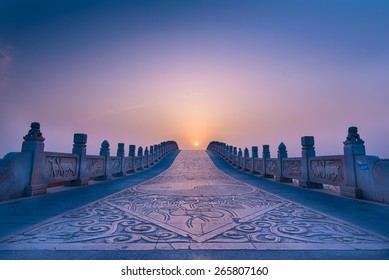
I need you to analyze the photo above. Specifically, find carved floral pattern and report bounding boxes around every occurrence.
[266,159,278,175]
[109,158,121,173]
[86,158,104,176]
[283,160,302,178]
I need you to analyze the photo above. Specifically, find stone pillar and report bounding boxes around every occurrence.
[138,146,144,170]
[244,148,249,158]
[129,145,136,173]
[144,147,150,168]
[65,133,89,186]
[150,145,154,165]
[161,142,166,157]
[233,147,238,166]
[222,143,227,158]
[299,136,323,188]
[163,142,166,156]
[96,140,112,181]
[243,147,250,171]
[341,126,365,198]
[252,146,258,158]
[251,146,259,173]
[228,145,232,162]
[237,148,242,168]
[153,144,158,162]
[158,144,162,159]
[275,142,292,182]
[262,145,272,178]
[22,122,47,196]
[116,143,125,177]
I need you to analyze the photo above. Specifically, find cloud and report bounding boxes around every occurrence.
[0,44,14,93]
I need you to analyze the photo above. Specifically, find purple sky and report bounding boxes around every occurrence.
[1,0,388,158]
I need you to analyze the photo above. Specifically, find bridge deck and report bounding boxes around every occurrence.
[0,150,388,259]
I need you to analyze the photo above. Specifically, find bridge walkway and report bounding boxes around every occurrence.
[0,150,388,259]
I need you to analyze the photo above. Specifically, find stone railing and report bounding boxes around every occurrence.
[0,122,179,201]
[207,127,389,204]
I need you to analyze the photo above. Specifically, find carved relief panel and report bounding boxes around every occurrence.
[109,157,121,173]
[283,159,303,179]
[239,158,245,169]
[254,159,264,173]
[135,157,141,168]
[46,156,78,182]
[245,158,253,170]
[86,157,105,177]
[125,158,133,172]
[266,159,278,175]
[310,159,344,183]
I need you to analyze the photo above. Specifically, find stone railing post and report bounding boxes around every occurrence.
[22,122,47,196]
[96,140,112,180]
[244,147,249,158]
[158,144,162,159]
[116,143,125,177]
[233,147,238,166]
[161,142,165,158]
[237,148,242,168]
[275,142,292,182]
[341,126,365,198]
[228,146,232,163]
[299,136,322,188]
[262,145,272,178]
[65,133,89,186]
[153,144,158,163]
[251,146,258,173]
[129,145,136,173]
[138,146,144,170]
[144,147,150,168]
[150,145,154,165]
[252,146,258,158]
[244,147,250,170]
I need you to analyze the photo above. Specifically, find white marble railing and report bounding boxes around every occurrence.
[0,122,179,201]
[207,127,389,204]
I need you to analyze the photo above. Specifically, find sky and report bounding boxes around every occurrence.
[0,0,388,158]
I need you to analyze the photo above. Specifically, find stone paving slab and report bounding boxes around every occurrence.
[1,150,388,255]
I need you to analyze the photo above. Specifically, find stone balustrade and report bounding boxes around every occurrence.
[0,122,179,201]
[207,127,389,205]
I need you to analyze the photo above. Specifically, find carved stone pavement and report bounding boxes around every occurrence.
[1,151,389,251]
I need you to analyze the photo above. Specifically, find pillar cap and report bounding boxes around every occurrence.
[278,142,286,150]
[101,140,110,149]
[301,136,314,146]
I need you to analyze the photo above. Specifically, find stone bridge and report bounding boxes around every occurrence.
[0,123,388,259]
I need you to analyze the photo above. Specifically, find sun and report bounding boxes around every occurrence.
[194,142,199,147]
